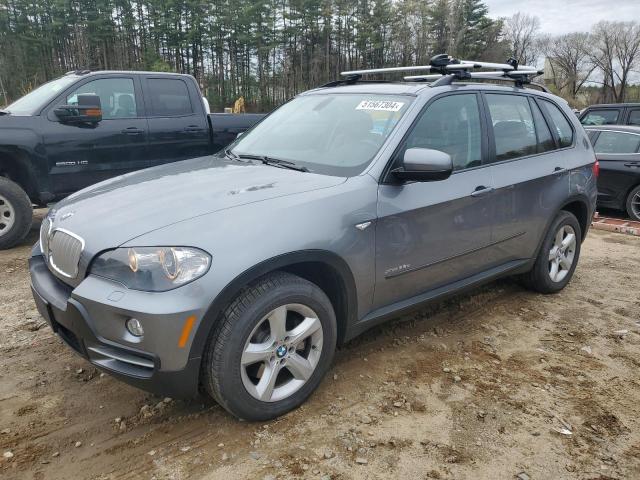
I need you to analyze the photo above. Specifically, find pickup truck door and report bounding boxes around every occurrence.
[43,75,150,196]
[142,76,210,165]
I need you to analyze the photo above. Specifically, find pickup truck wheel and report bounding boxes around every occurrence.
[0,177,33,250]
[202,271,337,421]
[522,211,581,294]
[625,185,640,221]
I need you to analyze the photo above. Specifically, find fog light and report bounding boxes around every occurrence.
[126,318,144,337]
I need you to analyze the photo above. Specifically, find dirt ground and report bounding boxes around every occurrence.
[1,210,639,480]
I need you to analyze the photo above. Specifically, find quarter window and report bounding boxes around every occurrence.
[147,78,193,116]
[593,131,640,154]
[403,94,482,171]
[541,100,573,148]
[530,100,555,153]
[65,78,137,119]
[581,109,619,126]
[629,110,640,126]
[486,94,537,161]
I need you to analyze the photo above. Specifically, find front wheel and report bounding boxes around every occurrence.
[201,272,337,421]
[626,185,640,221]
[0,177,33,250]
[522,211,582,294]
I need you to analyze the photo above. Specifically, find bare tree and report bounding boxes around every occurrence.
[588,21,640,102]
[541,32,595,100]
[503,12,541,66]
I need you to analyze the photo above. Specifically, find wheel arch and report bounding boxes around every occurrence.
[560,196,591,242]
[0,148,40,201]
[190,250,358,363]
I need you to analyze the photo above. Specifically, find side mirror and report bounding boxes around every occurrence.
[392,148,453,182]
[54,94,102,124]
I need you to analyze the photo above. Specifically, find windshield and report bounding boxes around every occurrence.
[5,75,79,115]
[228,93,413,176]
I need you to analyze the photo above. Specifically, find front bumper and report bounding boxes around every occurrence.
[29,252,203,398]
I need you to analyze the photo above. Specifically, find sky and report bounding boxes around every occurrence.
[484,0,640,35]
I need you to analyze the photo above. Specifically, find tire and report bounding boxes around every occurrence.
[625,185,640,222]
[522,211,582,294]
[202,271,337,421]
[0,177,33,250]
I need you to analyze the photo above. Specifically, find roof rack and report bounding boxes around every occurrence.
[336,54,547,92]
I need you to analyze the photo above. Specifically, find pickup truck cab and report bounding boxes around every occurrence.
[0,70,264,249]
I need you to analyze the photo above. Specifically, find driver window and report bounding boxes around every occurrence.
[65,78,137,119]
[403,94,482,171]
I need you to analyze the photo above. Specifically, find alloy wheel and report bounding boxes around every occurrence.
[0,194,15,237]
[241,303,323,402]
[548,224,576,283]
[631,191,640,219]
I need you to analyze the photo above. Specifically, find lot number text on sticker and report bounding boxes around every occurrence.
[356,100,405,112]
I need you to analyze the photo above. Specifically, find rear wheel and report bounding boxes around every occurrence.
[0,177,33,250]
[625,185,640,221]
[522,211,581,294]
[201,271,337,421]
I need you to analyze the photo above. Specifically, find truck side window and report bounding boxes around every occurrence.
[148,79,193,116]
[65,78,137,119]
[403,94,482,171]
[581,109,619,126]
[486,94,537,161]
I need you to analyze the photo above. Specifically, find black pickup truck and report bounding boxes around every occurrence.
[0,70,265,249]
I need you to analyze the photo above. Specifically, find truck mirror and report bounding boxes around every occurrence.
[54,94,102,124]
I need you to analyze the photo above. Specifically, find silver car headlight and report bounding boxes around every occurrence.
[90,247,211,292]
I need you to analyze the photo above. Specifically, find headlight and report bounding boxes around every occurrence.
[90,247,211,292]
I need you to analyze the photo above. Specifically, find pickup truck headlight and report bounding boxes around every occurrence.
[90,247,211,292]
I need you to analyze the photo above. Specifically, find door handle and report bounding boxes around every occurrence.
[553,167,567,175]
[624,162,640,168]
[121,127,144,135]
[471,186,494,197]
[183,125,205,133]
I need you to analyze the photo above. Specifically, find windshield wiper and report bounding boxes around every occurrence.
[234,153,309,172]
[0,109,9,115]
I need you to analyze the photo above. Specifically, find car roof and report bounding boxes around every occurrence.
[584,125,640,134]
[66,70,193,78]
[584,103,640,109]
[303,81,557,99]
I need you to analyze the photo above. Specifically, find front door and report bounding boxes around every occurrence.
[44,76,149,196]
[374,92,495,309]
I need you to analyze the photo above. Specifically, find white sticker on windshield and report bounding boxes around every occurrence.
[356,100,404,112]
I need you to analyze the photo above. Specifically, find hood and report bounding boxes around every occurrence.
[51,156,346,251]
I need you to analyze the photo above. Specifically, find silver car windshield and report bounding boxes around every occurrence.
[229,93,413,176]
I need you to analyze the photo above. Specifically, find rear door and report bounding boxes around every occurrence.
[44,75,149,196]
[143,76,210,166]
[591,129,640,209]
[374,92,494,309]
[483,93,572,262]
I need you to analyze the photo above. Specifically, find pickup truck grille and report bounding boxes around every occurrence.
[48,229,84,278]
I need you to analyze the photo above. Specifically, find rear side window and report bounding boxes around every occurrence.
[486,94,537,161]
[147,78,193,116]
[403,93,482,171]
[541,100,573,148]
[581,109,619,126]
[593,131,640,154]
[530,100,555,153]
[629,110,640,126]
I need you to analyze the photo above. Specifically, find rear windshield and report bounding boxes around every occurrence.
[228,93,413,176]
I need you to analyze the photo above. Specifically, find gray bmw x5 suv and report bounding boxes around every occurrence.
[30,63,598,421]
